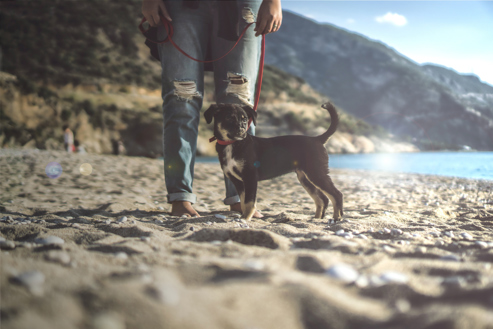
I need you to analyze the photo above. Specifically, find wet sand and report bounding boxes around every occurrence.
[1,150,493,329]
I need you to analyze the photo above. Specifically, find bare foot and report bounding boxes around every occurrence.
[171,201,200,217]
[230,202,263,218]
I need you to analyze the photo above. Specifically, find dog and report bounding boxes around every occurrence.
[204,102,343,222]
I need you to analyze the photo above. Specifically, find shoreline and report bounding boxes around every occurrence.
[1,150,493,329]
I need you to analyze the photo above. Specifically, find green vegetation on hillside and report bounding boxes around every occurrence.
[1,0,159,87]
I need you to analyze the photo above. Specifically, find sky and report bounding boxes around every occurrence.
[281,1,493,87]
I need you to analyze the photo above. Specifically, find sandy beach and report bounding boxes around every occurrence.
[1,149,493,329]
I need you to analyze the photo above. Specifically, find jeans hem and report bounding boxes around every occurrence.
[223,195,240,205]
[167,193,197,204]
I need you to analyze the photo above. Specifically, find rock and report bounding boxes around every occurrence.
[474,241,488,249]
[155,219,163,224]
[416,246,427,253]
[383,245,396,253]
[243,259,265,271]
[114,252,128,260]
[430,232,441,238]
[140,236,151,242]
[391,229,403,236]
[214,214,227,220]
[383,228,391,234]
[460,232,473,240]
[35,236,65,246]
[444,231,455,238]
[45,250,71,265]
[379,271,409,284]
[296,255,325,273]
[357,234,368,240]
[0,240,16,250]
[440,254,461,262]
[92,312,126,329]
[104,220,111,225]
[11,270,45,296]
[335,229,345,236]
[442,276,466,287]
[325,263,359,283]
[118,216,127,223]
[394,299,411,313]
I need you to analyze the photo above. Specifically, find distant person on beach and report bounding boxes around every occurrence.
[141,0,282,217]
[63,125,74,153]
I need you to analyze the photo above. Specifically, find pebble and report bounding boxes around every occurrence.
[416,246,427,253]
[442,276,466,287]
[326,264,359,283]
[118,216,127,223]
[240,224,249,228]
[34,236,65,246]
[189,226,195,232]
[356,234,368,240]
[114,252,128,260]
[92,312,126,329]
[72,223,80,228]
[412,233,421,238]
[335,229,345,236]
[394,299,411,313]
[391,229,403,236]
[206,221,213,225]
[379,271,409,284]
[45,250,71,265]
[155,219,163,224]
[0,240,16,250]
[214,214,227,220]
[475,241,488,249]
[210,240,222,245]
[383,228,391,234]
[157,206,164,210]
[368,227,375,233]
[460,232,473,240]
[430,232,441,238]
[440,254,461,262]
[12,270,45,296]
[243,260,265,271]
[159,214,167,219]
[444,231,454,238]
[140,236,151,242]
[383,245,396,253]
[435,240,445,246]
[104,220,111,225]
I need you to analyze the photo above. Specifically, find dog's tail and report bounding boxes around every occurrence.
[316,102,339,144]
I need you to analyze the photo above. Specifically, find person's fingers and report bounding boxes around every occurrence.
[159,2,172,21]
[255,18,268,37]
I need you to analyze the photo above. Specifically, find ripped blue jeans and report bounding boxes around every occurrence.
[157,0,261,205]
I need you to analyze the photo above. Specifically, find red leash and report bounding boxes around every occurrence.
[139,16,265,145]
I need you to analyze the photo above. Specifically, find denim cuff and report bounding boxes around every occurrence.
[223,195,240,205]
[167,192,197,204]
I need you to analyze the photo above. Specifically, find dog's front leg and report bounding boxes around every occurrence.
[241,178,258,221]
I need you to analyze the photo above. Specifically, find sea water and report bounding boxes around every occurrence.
[197,152,493,181]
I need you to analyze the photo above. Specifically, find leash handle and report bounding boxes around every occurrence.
[140,16,259,64]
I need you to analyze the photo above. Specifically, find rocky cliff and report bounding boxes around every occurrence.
[265,11,493,150]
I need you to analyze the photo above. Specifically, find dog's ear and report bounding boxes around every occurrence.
[204,104,219,124]
[242,105,257,126]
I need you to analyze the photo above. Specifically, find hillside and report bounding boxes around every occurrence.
[265,11,493,150]
[0,1,417,156]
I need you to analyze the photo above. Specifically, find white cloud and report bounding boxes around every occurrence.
[375,12,408,27]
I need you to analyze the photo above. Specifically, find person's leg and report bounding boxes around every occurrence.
[212,0,263,216]
[157,1,212,216]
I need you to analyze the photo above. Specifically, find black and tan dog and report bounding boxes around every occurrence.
[204,102,343,222]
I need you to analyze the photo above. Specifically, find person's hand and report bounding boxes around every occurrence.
[142,0,171,27]
[255,0,282,37]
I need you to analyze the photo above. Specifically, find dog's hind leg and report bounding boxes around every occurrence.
[303,173,343,221]
[296,170,329,219]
